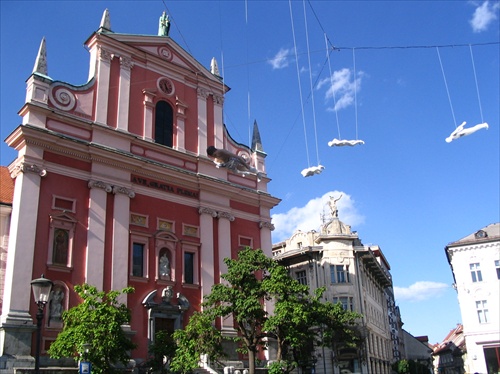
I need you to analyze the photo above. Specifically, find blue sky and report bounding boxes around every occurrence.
[1,1,499,344]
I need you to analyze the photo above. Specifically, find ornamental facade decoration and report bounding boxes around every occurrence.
[198,207,218,218]
[87,179,113,193]
[12,163,47,178]
[259,221,275,231]
[113,185,136,198]
[217,211,235,222]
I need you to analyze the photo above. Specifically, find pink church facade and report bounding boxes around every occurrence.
[0,10,279,369]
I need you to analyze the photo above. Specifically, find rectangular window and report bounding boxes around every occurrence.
[333,297,354,311]
[184,252,194,284]
[495,260,500,280]
[296,270,307,285]
[470,263,483,282]
[476,300,488,323]
[133,243,144,277]
[337,265,349,283]
[331,264,349,283]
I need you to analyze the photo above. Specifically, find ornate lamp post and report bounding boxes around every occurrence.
[31,274,53,374]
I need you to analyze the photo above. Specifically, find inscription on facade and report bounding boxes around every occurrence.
[132,175,199,199]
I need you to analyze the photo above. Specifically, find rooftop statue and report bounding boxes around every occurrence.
[329,194,342,218]
[158,11,170,37]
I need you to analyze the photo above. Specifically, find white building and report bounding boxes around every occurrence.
[445,223,500,374]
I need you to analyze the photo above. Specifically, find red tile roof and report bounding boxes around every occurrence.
[0,166,15,205]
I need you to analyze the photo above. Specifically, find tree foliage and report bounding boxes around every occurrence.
[203,248,275,374]
[173,248,362,374]
[48,284,136,374]
[144,330,178,373]
[392,359,431,374]
[170,311,226,374]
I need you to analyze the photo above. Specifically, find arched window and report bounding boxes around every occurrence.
[154,100,173,147]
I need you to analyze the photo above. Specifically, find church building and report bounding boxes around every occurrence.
[0,10,279,370]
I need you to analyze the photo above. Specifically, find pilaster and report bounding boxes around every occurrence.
[95,46,112,125]
[0,163,46,356]
[197,88,209,155]
[213,94,224,149]
[198,207,217,300]
[217,210,235,331]
[86,179,112,288]
[111,185,135,302]
[116,55,133,132]
[175,97,188,152]
[142,90,156,141]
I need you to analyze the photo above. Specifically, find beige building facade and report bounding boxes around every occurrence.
[272,199,398,374]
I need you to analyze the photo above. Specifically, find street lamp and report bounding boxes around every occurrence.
[31,274,53,374]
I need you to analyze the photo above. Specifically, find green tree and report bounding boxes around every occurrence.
[264,265,361,374]
[48,284,136,374]
[173,248,362,374]
[170,311,226,374]
[202,248,272,374]
[392,359,431,374]
[144,330,178,373]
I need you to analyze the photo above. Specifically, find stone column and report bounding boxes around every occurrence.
[198,207,217,300]
[0,163,46,356]
[116,56,133,132]
[217,211,235,332]
[197,88,208,155]
[86,180,112,288]
[111,186,135,302]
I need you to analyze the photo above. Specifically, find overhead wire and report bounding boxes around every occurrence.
[469,45,485,124]
[302,0,320,166]
[245,0,252,147]
[352,48,359,140]
[289,0,311,168]
[436,47,458,128]
[325,33,342,140]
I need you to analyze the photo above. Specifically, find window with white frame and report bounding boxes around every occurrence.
[476,300,488,323]
[182,243,199,285]
[330,264,350,283]
[52,196,76,212]
[47,212,77,268]
[239,236,253,250]
[470,263,483,282]
[133,243,145,277]
[296,270,307,285]
[130,233,149,278]
[495,260,500,280]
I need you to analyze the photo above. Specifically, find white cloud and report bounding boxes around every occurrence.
[268,48,292,69]
[271,190,365,242]
[317,68,364,111]
[394,281,449,302]
[470,1,500,33]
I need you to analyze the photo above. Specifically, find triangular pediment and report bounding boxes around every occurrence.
[49,211,78,224]
[94,32,226,89]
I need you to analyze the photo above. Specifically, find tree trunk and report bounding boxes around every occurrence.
[248,348,256,374]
